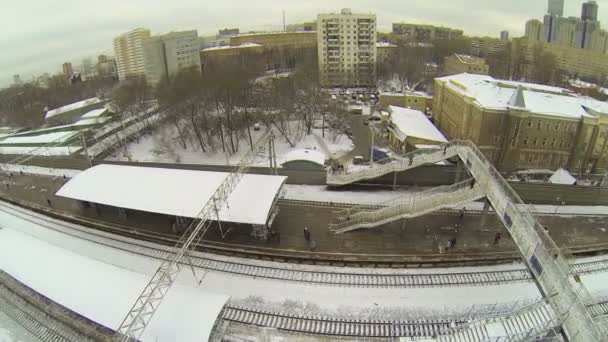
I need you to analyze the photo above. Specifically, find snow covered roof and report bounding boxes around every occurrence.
[45,98,103,120]
[436,73,608,118]
[281,149,326,166]
[0,221,229,342]
[80,108,109,119]
[377,41,397,48]
[389,105,448,143]
[549,168,577,185]
[56,165,288,225]
[0,131,79,145]
[201,43,262,52]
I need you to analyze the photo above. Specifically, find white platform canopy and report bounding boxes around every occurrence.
[56,164,287,225]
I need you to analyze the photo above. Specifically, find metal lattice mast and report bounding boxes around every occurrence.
[116,130,273,341]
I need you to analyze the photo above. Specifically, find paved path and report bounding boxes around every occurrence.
[1,173,608,259]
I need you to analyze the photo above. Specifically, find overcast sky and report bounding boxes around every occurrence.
[1,0,606,87]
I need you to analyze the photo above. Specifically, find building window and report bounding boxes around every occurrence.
[523,137,528,145]
[527,120,532,128]
[555,123,559,131]
[542,138,547,146]
[533,138,538,145]
[537,122,541,130]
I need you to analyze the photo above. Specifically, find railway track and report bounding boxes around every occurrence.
[222,305,458,338]
[0,285,85,342]
[2,201,608,289]
[221,300,607,339]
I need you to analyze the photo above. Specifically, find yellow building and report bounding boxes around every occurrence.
[229,31,317,50]
[379,91,432,112]
[515,38,608,80]
[199,44,265,73]
[443,54,489,76]
[433,73,608,173]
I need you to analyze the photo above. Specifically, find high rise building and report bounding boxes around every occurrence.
[548,0,565,17]
[12,74,22,85]
[143,30,201,86]
[317,8,377,87]
[582,1,599,21]
[525,19,544,41]
[62,62,74,79]
[113,28,151,81]
[500,30,510,41]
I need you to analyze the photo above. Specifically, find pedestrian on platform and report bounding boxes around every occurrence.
[409,155,413,166]
[494,232,502,245]
[443,144,448,155]
[446,239,453,249]
[4,182,9,190]
[46,198,52,207]
[450,238,457,248]
[19,170,23,176]
[470,179,476,189]
[459,208,465,220]
[304,227,311,242]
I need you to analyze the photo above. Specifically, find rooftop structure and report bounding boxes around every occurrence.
[229,31,317,50]
[45,98,107,126]
[280,149,326,170]
[443,54,489,76]
[56,165,287,226]
[387,105,447,153]
[433,73,608,172]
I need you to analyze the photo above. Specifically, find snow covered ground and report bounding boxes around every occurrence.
[0,216,228,342]
[0,131,79,145]
[0,163,80,178]
[106,121,353,166]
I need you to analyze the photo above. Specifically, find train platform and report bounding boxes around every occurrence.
[1,173,608,264]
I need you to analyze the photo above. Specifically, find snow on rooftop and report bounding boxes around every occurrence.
[0,131,79,145]
[280,149,326,166]
[56,164,287,225]
[201,43,262,52]
[377,41,397,48]
[549,168,577,185]
[45,98,102,120]
[389,105,447,143]
[437,73,608,118]
[80,108,109,119]
[0,223,229,342]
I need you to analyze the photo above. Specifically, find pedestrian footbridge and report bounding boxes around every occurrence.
[330,179,484,234]
[328,140,607,341]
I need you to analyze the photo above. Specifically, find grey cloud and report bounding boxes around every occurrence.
[2,0,607,86]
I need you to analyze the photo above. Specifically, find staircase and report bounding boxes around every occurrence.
[438,300,558,342]
[328,139,606,341]
[327,147,458,186]
[330,179,484,233]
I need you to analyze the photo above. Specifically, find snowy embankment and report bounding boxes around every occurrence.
[0,163,81,178]
[0,207,228,342]
[106,120,353,166]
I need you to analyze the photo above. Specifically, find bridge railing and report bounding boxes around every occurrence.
[450,140,606,341]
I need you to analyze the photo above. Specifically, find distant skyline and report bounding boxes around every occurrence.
[2,0,607,87]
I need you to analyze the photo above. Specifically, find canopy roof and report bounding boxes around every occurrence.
[56,164,287,225]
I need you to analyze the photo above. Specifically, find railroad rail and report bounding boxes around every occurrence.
[0,285,85,342]
[2,200,608,289]
[221,300,608,339]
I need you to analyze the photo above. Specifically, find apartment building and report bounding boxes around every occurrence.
[392,23,463,41]
[143,30,201,85]
[113,28,151,81]
[515,38,608,80]
[443,54,489,76]
[317,8,377,87]
[433,73,608,173]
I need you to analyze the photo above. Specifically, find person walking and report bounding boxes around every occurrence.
[494,232,502,245]
[450,238,457,249]
[408,154,414,166]
[304,227,311,242]
[459,208,465,220]
[470,179,476,189]
[46,198,52,207]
